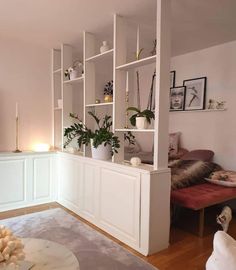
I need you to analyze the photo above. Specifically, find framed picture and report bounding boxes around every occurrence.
[183,77,207,110]
[169,86,186,111]
[170,70,176,88]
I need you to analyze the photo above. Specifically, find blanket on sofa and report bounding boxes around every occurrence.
[169,159,221,190]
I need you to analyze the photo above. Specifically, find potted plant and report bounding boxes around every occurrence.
[64,112,120,160]
[64,60,83,80]
[126,107,155,129]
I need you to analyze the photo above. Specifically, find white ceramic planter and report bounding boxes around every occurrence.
[70,70,80,80]
[91,139,112,160]
[136,117,149,129]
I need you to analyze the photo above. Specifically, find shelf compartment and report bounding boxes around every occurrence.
[53,68,62,74]
[116,55,156,70]
[115,128,155,132]
[85,49,114,63]
[85,102,113,107]
[63,76,84,85]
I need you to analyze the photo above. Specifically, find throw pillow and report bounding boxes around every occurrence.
[205,170,236,187]
[169,132,181,156]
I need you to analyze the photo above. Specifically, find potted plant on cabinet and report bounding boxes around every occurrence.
[126,107,155,129]
[64,112,120,160]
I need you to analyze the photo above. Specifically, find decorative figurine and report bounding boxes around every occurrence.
[207,99,215,109]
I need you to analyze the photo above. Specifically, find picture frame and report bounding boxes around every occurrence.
[169,86,186,111]
[170,70,176,88]
[183,77,207,111]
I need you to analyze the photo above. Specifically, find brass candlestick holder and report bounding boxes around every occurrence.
[13,117,22,153]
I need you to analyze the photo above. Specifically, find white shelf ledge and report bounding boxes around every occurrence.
[116,55,156,70]
[53,68,62,74]
[85,102,113,107]
[85,49,114,63]
[115,128,155,132]
[170,109,227,113]
[54,107,62,111]
[64,76,84,85]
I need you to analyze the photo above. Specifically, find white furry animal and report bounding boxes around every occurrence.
[216,206,232,232]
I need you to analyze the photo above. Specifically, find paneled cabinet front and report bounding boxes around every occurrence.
[0,154,55,212]
[58,154,141,249]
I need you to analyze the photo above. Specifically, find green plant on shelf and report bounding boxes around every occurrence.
[64,112,120,156]
[126,107,155,126]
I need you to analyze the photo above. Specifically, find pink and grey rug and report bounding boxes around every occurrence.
[0,208,157,270]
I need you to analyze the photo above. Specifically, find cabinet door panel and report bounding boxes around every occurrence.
[99,167,140,246]
[0,159,26,205]
[33,157,51,200]
[81,163,96,220]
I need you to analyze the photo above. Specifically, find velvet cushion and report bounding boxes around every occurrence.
[181,149,214,162]
[171,183,236,210]
[206,231,236,270]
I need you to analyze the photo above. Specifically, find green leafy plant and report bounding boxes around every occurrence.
[124,131,135,145]
[126,107,155,126]
[64,112,120,156]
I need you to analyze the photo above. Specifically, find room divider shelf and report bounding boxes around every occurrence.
[85,102,113,107]
[85,49,114,63]
[63,76,84,85]
[116,55,156,71]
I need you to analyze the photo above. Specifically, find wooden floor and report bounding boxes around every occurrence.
[0,203,235,270]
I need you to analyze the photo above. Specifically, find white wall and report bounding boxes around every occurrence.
[170,40,236,170]
[0,37,51,151]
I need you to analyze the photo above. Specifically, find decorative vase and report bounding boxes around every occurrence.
[70,70,80,80]
[104,95,113,103]
[136,117,148,129]
[100,41,110,53]
[90,139,112,160]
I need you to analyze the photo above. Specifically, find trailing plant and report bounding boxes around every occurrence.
[64,112,120,156]
[126,107,155,126]
[124,131,135,145]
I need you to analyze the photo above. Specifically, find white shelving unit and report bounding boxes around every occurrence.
[52,0,172,256]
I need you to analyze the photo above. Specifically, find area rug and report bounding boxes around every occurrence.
[0,208,157,270]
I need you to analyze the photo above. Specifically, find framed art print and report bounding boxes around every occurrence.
[170,70,176,88]
[169,86,186,111]
[183,77,207,110]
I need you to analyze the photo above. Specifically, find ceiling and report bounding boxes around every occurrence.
[0,0,236,56]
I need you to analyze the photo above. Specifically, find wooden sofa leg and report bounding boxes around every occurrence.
[199,208,205,237]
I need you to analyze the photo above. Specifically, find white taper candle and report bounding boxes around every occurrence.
[126,71,129,93]
[137,25,140,54]
[16,103,18,118]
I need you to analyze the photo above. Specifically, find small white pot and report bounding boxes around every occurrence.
[70,70,80,80]
[136,117,149,129]
[100,41,110,53]
[91,139,112,160]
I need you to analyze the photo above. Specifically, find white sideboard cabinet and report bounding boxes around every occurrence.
[58,152,170,256]
[0,152,57,212]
